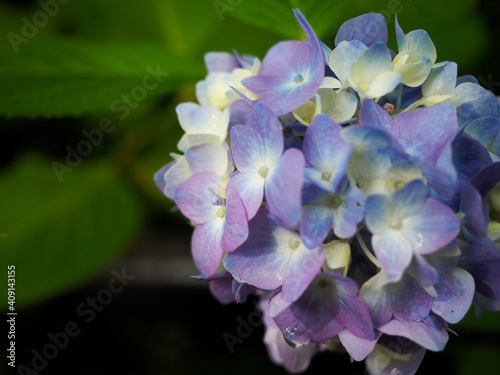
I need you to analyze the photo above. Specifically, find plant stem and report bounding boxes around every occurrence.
[356,232,382,269]
[395,83,404,110]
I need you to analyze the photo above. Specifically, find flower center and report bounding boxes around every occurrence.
[360,83,369,92]
[293,74,304,84]
[321,172,331,181]
[318,279,328,289]
[395,181,405,189]
[390,217,402,229]
[356,178,366,188]
[288,238,300,249]
[216,207,226,218]
[383,103,395,115]
[258,166,269,178]
[330,194,343,209]
[283,126,294,138]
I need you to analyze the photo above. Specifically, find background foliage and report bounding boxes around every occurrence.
[0,0,499,373]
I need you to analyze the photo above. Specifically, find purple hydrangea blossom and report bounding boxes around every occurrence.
[174,171,248,276]
[242,10,324,116]
[155,8,500,375]
[229,102,305,228]
[260,296,325,373]
[269,273,375,345]
[365,179,459,281]
[223,209,324,303]
[300,181,364,248]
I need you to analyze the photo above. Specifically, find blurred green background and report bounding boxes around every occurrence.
[0,0,499,374]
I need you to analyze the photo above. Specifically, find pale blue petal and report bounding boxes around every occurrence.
[465,116,500,149]
[400,30,437,64]
[349,43,394,89]
[402,199,459,255]
[392,179,427,218]
[154,162,173,195]
[230,125,268,172]
[422,62,457,97]
[303,114,352,192]
[395,15,405,51]
[365,194,393,234]
[300,187,333,248]
[451,82,499,120]
[163,157,192,199]
[366,71,402,98]
[372,229,413,282]
[328,40,367,85]
[333,186,364,239]
[185,142,232,176]
[246,102,284,162]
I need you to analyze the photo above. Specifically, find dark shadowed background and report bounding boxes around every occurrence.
[1,0,500,374]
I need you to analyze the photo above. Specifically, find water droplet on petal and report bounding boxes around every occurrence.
[284,337,303,348]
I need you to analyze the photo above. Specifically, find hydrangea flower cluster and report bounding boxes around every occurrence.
[155,10,500,374]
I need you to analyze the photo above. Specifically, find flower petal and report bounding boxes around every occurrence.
[221,187,249,253]
[266,148,305,228]
[372,229,413,282]
[402,199,459,255]
[335,13,388,47]
[173,171,220,224]
[226,172,264,221]
[378,319,448,352]
[192,218,225,276]
[431,267,475,323]
[366,71,402,98]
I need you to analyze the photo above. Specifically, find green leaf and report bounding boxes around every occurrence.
[55,0,166,42]
[225,0,487,72]
[227,0,300,39]
[0,37,204,118]
[0,155,143,308]
[226,0,357,40]
[454,307,500,334]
